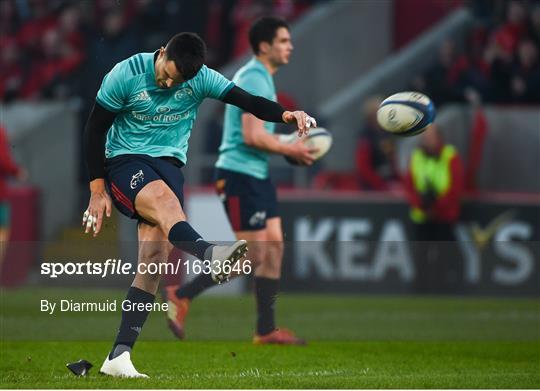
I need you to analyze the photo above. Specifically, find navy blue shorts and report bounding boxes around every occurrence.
[105,154,185,221]
[215,168,278,231]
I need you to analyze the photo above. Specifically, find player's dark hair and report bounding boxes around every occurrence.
[165,32,206,80]
[249,16,289,55]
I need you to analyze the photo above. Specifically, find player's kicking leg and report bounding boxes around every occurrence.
[137,179,247,338]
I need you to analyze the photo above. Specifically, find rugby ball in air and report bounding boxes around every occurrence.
[280,127,333,165]
[376,92,436,136]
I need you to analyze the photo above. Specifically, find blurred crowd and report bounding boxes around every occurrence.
[413,0,540,105]
[0,0,314,103]
[2,0,538,193]
[2,0,538,105]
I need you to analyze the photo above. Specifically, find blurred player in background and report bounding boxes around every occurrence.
[0,124,25,278]
[404,124,464,293]
[82,31,316,377]
[165,17,315,345]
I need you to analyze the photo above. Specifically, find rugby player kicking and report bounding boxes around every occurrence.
[82,32,316,377]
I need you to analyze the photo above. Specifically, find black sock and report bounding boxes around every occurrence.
[254,277,279,336]
[168,221,213,260]
[110,286,155,359]
[175,273,217,300]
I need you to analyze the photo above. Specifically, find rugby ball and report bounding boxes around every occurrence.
[376,92,436,136]
[280,127,333,165]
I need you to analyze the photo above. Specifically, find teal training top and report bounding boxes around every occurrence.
[215,57,276,179]
[96,52,234,164]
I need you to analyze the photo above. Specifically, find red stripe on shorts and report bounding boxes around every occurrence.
[110,183,134,213]
[110,183,132,206]
[111,188,134,213]
[227,196,241,231]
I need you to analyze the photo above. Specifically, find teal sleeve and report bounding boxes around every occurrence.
[96,62,131,112]
[236,70,272,100]
[192,65,235,101]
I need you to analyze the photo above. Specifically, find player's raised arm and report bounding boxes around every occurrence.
[82,101,115,236]
[221,85,316,136]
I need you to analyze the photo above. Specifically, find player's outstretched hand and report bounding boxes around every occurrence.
[282,111,317,137]
[83,180,112,237]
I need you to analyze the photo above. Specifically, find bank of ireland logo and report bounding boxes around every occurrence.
[157,106,170,114]
[175,88,193,100]
[130,170,144,189]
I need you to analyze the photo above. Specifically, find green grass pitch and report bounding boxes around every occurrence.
[1,288,539,388]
